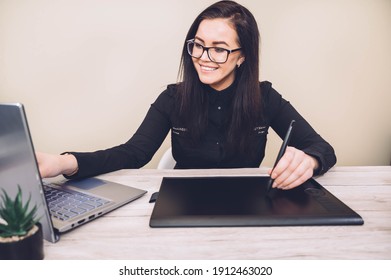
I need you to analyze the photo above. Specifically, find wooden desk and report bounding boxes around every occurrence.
[44,166,391,259]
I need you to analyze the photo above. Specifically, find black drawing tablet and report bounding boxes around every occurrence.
[149,176,364,227]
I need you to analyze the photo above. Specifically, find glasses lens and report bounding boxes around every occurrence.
[209,47,228,63]
[187,41,194,56]
[187,41,204,58]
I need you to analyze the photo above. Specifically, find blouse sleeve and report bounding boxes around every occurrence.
[64,86,175,179]
[263,82,337,175]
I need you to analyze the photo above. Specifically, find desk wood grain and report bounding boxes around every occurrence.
[44,166,391,260]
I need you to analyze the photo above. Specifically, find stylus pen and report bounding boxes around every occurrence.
[266,120,296,193]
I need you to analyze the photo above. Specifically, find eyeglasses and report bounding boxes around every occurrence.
[186,39,242,64]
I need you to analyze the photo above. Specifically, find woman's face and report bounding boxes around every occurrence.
[192,19,244,91]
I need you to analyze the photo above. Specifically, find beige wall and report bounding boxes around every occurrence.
[1,0,390,168]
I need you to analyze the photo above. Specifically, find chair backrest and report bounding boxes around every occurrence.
[157,147,176,169]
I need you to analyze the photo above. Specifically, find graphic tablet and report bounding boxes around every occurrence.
[149,176,363,227]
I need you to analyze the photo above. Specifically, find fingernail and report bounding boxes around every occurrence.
[272,182,277,188]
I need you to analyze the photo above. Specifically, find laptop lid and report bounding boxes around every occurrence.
[0,103,147,242]
[150,176,364,227]
[0,103,59,242]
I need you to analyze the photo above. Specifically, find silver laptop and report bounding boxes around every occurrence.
[0,103,147,243]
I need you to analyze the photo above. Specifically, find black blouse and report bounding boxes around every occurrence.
[66,81,336,179]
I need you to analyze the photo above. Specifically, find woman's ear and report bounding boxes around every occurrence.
[237,57,245,68]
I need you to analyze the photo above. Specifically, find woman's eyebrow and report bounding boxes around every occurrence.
[194,36,229,47]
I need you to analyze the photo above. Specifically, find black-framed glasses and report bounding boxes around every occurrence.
[186,39,242,64]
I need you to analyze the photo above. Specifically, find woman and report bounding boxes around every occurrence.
[37,0,336,190]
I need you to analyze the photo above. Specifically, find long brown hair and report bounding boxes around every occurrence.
[177,1,262,153]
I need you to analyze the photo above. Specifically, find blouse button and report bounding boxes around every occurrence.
[217,106,221,110]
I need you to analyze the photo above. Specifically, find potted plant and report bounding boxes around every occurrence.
[0,186,44,260]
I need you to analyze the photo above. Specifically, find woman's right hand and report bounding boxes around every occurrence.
[35,152,78,178]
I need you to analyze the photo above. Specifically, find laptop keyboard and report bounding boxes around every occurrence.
[43,184,111,221]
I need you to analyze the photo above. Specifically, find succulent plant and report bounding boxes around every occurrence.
[0,186,39,238]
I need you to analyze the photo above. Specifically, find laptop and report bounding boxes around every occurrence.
[150,176,364,227]
[0,103,147,243]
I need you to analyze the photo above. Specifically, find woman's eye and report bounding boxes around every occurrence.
[194,42,203,49]
[214,47,226,53]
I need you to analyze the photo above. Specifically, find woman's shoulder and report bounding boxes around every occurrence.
[259,80,274,94]
[152,83,180,112]
[154,83,180,100]
[165,83,180,94]
[259,80,286,113]
[259,81,281,100]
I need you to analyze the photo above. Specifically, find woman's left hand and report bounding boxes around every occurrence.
[268,146,319,190]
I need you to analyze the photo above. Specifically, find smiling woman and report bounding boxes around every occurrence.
[34,0,337,191]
